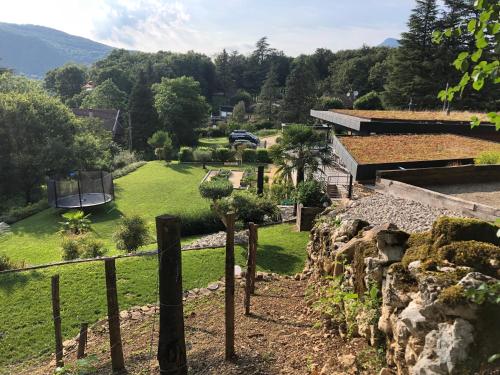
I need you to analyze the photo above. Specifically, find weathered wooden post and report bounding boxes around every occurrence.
[51,275,64,368]
[348,174,353,199]
[225,212,236,360]
[249,223,258,294]
[156,215,187,374]
[77,323,88,359]
[104,258,125,373]
[244,223,256,315]
[257,166,265,195]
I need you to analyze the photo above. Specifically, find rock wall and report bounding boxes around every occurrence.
[304,216,500,374]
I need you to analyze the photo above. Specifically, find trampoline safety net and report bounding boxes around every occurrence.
[48,171,114,209]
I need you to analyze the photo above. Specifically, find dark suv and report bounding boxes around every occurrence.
[228,130,260,146]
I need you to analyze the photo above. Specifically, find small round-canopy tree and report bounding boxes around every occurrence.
[199,179,234,225]
[153,76,209,146]
[148,130,173,162]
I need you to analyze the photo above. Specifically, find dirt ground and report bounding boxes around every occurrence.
[18,278,377,375]
[425,182,500,208]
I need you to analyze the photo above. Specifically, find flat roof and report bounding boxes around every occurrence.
[338,134,500,164]
[331,109,491,123]
[310,109,497,135]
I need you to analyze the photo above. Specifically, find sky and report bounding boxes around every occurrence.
[0,0,416,56]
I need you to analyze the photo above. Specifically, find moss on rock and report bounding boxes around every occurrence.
[407,231,432,248]
[438,284,467,306]
[431,217,499,248]
[437,240,500,277]
[402,244,433,268]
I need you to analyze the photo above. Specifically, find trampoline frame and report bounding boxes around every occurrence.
[48,170,115,209]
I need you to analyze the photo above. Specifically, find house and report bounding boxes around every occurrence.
[72,108,125,140]
[219,105,234,119]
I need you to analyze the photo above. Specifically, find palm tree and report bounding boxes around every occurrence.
[269,124,333,185]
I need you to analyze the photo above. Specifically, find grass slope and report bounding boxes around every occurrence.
[0,223,308,369]
[0,162,210,265]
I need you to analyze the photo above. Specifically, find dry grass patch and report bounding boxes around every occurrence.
[331,109,491,123]
[339,134,500,164]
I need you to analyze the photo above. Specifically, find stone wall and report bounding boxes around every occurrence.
[304,215,500,374]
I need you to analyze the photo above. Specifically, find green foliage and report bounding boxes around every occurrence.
[214,147,234,162]
[256,148,271,163]
[270,181,295,204]
[62,236,108,260]
[433,0,499,128]
[81,79,127,110]
[230,89,253,107]
[61,237,81,260]
[44,63,87,102]
[112,150,139,170]
[0,200,49,224]
[148,130,173,161]
[113,215,151,253]
[59,211,92,235]
[315,95,344,110]
[258,65,281,121]
[111,161,147,179]
[295,180,328,207]
[199,179,234,201]
[475,151,500,165]
[178,147,194,162]
[153,76,210,146]
[180,210,225,236]
[223,190,279,224]
[464,281,500,305]
[353,91,383,110]
[193,147,214,163]
[55,354,99,374]
[129,70,160,152]
[232,100,247,122]
[0,253,15,271]
[241,148,257,163]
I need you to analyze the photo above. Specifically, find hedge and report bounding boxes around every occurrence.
[178,147,194,162]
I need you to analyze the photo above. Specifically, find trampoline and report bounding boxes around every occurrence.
[48,171,114,209]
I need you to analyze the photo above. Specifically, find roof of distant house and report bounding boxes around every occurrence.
[72,108,123,136]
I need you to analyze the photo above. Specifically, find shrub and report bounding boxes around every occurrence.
[199,179,234,201]
[214,147,234,162]
[178,147,194,162]
[112,150,139,170]
[242,149,257,163]
[193,147,214,163]
[0,200,49,224]
[112,161,147,179]
[270,182,295,204]
[230,89,252,107]
[315,96,344,110]
[225,191,279,224]
[59,210,92,235]
[253,120,275,130]
[61,237,81,260]
[475,151,500,165]
[0,254,15,271]
[256,148,271,163]
[295,180,328,207]
[113,215,151,252]
[80,238,107,258]
[180,211,225,236]
[353,91,383,110]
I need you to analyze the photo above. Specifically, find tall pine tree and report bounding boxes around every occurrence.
[280,59,317,123]
[384,0,443,109]
[128,70,159,153]
[258,65,280,121]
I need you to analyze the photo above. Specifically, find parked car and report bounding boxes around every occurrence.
[229,130,260,146]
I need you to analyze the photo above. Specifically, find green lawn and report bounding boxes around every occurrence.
[198,136,229,147]
[0,162,211,265]
[0,223,308,370]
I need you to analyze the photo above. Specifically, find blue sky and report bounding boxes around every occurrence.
[1,0,415,55]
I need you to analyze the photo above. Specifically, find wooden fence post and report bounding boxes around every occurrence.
[156,215,187,375]
[225,212,236,360]
[104,258,125,373]
[244,223,256,315]
[77,323,88,359]
[257,166,265,195]
[51,275,64,368]
[249,223,258,294]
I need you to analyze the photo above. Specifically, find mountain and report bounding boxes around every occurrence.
[378,38,400,48]
[0,22,113,78]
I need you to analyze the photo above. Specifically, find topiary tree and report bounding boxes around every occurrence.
[148,130,173,162]
[113,215,150,253]
[199,179,234,225]
[353,91,383,110]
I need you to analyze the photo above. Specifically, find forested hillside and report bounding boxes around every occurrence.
[0,22,112,78]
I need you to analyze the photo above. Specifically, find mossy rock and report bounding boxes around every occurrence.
[407,231,432,248]
[431,217,499,248]
[437,240,500,277]
[438,284,467,306]
[401,244,434,268]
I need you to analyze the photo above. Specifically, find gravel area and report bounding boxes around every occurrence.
[338,191,466,232]
[182,230,248,250]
